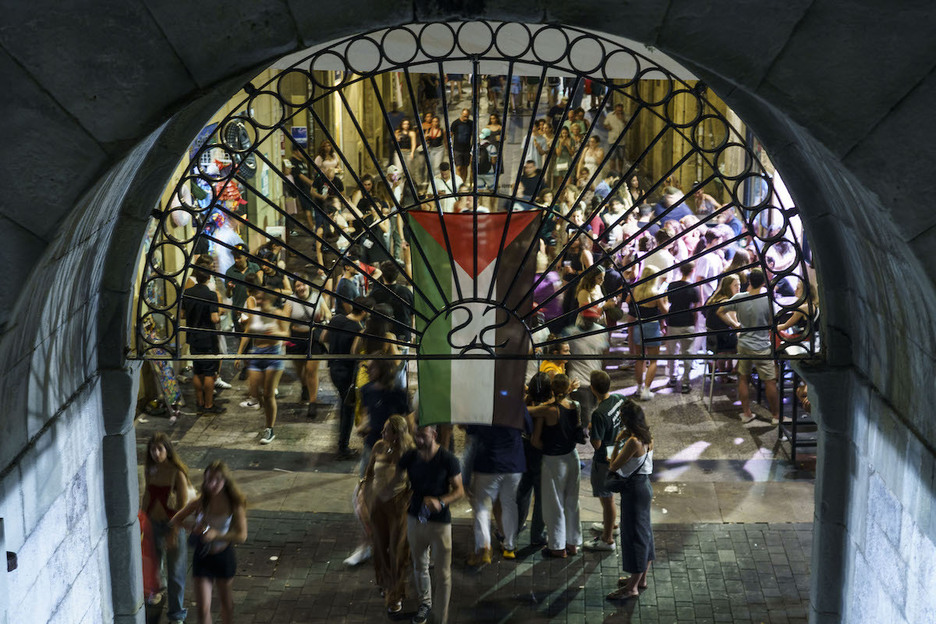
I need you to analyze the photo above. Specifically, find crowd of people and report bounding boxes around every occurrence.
[151,72,818,624]
[331,368,659,623]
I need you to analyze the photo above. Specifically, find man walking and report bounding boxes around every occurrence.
[465,410,530,563]
[585,370,625,551]
[182,261,225,415]
[398,425,465,624]
[450,108,473,182]
[718,268,780,425]
[322,296,370,459]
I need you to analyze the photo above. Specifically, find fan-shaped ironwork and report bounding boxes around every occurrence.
[132,21,820,364]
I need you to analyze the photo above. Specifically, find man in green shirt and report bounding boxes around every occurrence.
[585,370,626,551]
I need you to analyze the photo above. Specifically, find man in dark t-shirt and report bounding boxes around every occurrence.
[464,407,531,561]
[370,261,414,342]
[586,370,625,550]
[285,144,314,222]
[518,160,540,200]
[398,425,464,624]
[323,297,369,459]
[450,108,474,181]
[547,97,567,132]
[225,247,261,330]
[182,265,224,414]
[666,261,701,393]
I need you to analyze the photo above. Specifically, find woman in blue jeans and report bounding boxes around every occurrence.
[142,432,191,623]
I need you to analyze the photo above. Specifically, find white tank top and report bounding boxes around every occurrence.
[615,449,653,478]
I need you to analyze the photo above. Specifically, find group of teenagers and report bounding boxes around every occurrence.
[340,366,656,624]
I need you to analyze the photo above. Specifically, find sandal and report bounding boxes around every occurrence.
[543,548,567,559]
[606,587,639,601]
[618,578,648,590]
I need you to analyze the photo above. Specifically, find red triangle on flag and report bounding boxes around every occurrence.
[409,211,541,278]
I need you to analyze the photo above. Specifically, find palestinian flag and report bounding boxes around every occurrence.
[409,210,542,429]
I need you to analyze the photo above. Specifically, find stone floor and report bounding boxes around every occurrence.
[136,358,815,623]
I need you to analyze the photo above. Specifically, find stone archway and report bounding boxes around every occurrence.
[2,8,935,624]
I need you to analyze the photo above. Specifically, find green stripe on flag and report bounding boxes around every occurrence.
[409,216,453,425]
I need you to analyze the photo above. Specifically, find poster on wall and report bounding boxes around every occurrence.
[291,126,308,147]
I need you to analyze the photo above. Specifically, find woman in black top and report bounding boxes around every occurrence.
[529,374,583,558]
[392,119,418,177]
[425,115,446,175]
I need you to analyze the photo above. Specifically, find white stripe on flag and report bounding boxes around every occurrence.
[449,262,496,425]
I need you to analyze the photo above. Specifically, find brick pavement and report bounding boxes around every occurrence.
[139,338,814,623]
[147,508,810,624]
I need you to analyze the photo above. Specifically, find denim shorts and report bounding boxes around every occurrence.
[634,321,662,346]
[248,344,285,372]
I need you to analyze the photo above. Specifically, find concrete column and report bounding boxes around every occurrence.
[0,518,7,624]
[798,365,862,624]
[101,367,144,624]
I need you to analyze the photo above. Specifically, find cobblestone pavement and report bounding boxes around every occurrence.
[147,510,810,624]
[138,355,814,623]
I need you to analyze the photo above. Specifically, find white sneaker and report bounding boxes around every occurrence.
[584,537,616,551]
[215,378,232,389]
[260,428,275,444]
[240,398,260,409]
[589,522,620,536]
[639,388,654,401]
[343,544,372,566]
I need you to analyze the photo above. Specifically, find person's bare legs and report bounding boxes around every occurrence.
[194,577,213,623]
[192,374,206,408]
[765,379,780,422]
[263,369,284,429]
[620,561,651,591]
[634,361,645,390]
[644,361,658,389]
[738,374,752,420]
[216,578,235,624]
[305,360,320,403]
[247,370,263,405]
[202,375,216,408]
[599,496,616,543]
[644,347,660,390]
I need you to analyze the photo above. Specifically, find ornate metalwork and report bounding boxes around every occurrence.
[132,21,820,363]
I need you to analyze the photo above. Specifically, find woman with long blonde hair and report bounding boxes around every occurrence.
[630,266,669,401]
[171,461,248,624]
[704,274,741,362]
[362,414,415,614]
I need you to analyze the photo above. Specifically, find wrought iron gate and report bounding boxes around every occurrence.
[132,21,820,365]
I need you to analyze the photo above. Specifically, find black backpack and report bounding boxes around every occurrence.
[478,143,493,174]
